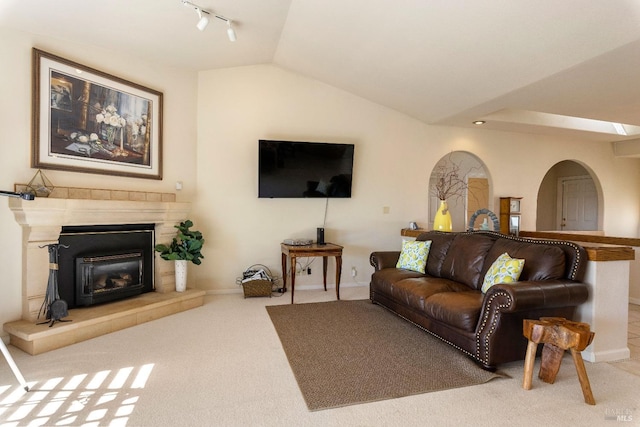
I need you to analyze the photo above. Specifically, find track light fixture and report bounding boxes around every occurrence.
[181,0,237,41]
[196,8,209,31]
[227,20,237,42]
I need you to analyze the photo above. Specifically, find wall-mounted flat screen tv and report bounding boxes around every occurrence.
[258,140,354,198]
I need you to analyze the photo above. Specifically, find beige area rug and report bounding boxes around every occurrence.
[266,299,506,411]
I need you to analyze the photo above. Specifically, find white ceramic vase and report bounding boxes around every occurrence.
[175,260,188,292]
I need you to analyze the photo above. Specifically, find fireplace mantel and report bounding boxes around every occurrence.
[8,197,192,321]
[9,197,191,229]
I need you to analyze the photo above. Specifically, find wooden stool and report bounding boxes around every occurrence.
[522,317,595,405]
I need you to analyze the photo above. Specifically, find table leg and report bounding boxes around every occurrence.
[570,348,596,405]
[523,340,537,390]
[281,252,287,293]
[539,343,564,384]
[335,255,342,300]
[322,257,328,291]
[290,255,296,304]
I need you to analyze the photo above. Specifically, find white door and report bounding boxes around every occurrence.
[560,177,598,231]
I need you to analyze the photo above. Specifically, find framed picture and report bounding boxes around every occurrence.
[32,48,163,180]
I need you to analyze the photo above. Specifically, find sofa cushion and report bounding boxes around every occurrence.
[392,277,471,311]
[424,291,483,332]
[371,268,426,296]
[396,240,432,273]
[481,252,525,293]
[484,239,565,281]
[418,232,456,277]
[440,233,495,290]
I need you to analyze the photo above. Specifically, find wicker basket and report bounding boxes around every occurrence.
[242,279,273,298]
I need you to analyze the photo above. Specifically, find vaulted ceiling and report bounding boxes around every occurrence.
[3,0,640,142]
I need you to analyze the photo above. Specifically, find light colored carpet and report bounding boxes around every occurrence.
[0,286,639,426]
[267,300,504,410]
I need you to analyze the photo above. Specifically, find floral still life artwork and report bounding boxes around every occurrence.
[33,48,163,179]
[64,101,148,160]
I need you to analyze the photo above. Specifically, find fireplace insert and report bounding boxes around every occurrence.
[58,224,155,308]
[76,251,145,306]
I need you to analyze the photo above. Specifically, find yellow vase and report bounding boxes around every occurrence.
[433,200,452,232]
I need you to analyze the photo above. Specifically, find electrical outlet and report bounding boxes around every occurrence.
[307,267,311,275]
[352,266,357,277]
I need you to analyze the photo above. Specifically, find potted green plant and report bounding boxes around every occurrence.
[154,220,204,291]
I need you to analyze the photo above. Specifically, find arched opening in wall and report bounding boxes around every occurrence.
[429,151,492,232]
[536,160,603,232]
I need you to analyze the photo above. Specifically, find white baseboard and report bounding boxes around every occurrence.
[205,282,368,295]
[582,347,631,363]
[206,288,243,295]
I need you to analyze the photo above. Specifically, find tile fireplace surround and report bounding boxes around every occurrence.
[3,195,206,355]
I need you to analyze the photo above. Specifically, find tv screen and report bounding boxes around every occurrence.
[258,140,354,198]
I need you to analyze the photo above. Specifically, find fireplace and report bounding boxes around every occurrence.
[8,195,192,322]
[4,195,209,355]
[58,224,155,308]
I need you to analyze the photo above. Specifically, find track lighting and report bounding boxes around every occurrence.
[196,8,209,31]
[181,0,237,41]
[227,20,237,42]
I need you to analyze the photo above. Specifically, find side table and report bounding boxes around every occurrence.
[281,243,343,304]
[522,317,595,405]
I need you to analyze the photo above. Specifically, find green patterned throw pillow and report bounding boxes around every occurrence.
[396,240,432,273]
[481,252,525,293]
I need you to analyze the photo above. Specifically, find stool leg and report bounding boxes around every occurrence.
[523,340,537,390]
[570,348,595,405]
[539,343,564,384]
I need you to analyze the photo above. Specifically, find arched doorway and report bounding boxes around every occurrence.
[428,151,492,232]
[536,160,603,232]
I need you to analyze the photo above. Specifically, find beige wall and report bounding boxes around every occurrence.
[0,28,198,331]
[193,64,640,294]
[2,27,640,334]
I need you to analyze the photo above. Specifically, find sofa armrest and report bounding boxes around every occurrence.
[370,251,401,271]
[483,280,589,313]
[476,280,588,369]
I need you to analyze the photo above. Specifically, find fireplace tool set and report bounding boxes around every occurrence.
[38,243,71,327]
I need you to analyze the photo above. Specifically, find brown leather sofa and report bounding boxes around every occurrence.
[369,230,589,370]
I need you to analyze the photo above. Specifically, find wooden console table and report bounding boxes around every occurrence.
[281,242,343,304]
[400,228,636,262]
